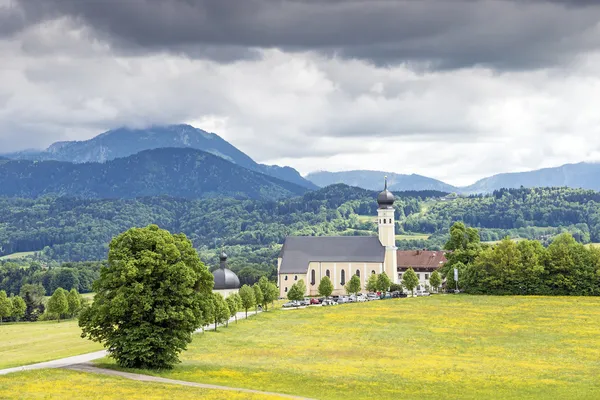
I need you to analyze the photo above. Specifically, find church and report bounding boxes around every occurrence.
[277,179,399,297]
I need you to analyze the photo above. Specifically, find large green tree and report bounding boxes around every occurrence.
[287,282,304,301]
[318,276,334,298]
[79,225,213,370]
[47,287,68,322]
[239,285,256,318]
[345,275,361,295]
[402,268,419,296]
[19,283,45,321]
[0,290,12,324]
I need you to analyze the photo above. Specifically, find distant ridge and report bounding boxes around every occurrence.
[0,147,308,200]
[2,124,317,190]
[306,170,458,192]
[461,162,600,193]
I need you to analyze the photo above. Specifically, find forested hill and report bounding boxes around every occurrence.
[405,187,600,242]
[2,124,316,189]
[0,147,308,200]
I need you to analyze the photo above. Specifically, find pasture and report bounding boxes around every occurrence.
[96,296,600,400]
[0,320,102,369]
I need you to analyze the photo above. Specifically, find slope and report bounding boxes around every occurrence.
[0,147,308,200]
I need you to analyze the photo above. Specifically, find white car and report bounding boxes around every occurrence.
[321,299,338,306]
[416,290,431,296]
[355,296,367,302]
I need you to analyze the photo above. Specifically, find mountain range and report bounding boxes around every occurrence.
[0,148,308,200]
[3,124,316,190]
[307,163,600,194]
[3,124,600,197]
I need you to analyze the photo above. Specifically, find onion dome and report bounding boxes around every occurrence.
[212,251,240,290]
[377,176,395,209]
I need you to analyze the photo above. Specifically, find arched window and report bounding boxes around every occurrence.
[311,270,316,285]
[294,275,298,281]
[371,270,376,275]
[356,269,360,277]
[326,270,330,278]
[285,287,288,292]
[285,276,288,281]
[341,270,346,286]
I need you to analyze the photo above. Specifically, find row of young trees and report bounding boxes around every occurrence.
[285,269,444,301]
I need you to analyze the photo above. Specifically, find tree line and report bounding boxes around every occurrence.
[441,222,600,295]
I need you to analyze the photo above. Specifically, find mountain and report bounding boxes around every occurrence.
[462,162,600,194]
[0,147,308,200]
[2,124,317,189]
[306,170,458,192]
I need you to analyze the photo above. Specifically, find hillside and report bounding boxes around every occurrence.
[462,162,600,193]
[306,170,457,192]
[2,124,316,189]
[0,147,308,200]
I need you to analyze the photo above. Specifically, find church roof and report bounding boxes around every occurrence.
[279,236,385,274]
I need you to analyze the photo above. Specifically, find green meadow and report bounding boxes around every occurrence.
[95,296,600,400]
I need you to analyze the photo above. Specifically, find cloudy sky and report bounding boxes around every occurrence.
[2,0,600,185]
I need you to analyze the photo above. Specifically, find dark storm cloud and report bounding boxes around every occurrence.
[6,0,600,68]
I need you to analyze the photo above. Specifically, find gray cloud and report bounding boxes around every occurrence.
[5,0,600,69]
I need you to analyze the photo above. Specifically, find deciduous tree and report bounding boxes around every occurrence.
[0,290,12,324]
[376,273,392,294]
[258,277,277,311]
[366,273,378,293]
[345,275,361,295]
[11,295,26,321]
[402,268,419,296]
[318,276,334,298]
[287,282,304,301]
[79,225,213,370]
[212,293,230,330]
[47,287,68,322]
[67,288,81,317]
[429,271,442,293]
[226,295,239,323]
[239,285,255,318]
[252,284,263,314]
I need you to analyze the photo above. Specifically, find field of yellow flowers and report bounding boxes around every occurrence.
[0,369,283,399]
[0,320,102,369]
[100,295,600,400]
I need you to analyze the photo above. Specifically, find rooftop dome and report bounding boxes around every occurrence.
[377,176,395,209]
[212,251,240,290]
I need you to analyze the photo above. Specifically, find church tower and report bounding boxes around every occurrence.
[377,177,398,283]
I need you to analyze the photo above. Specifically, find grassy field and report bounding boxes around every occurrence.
[0,320,102,369]
[395,233,430,240]
[96,296,600,400]
[0,251,36,260]
[0,370,283,399]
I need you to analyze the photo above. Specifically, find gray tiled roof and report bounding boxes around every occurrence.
[279,236,385,274]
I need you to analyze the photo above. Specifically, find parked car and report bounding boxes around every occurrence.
[416,290,431,296]
[391,291,407,298]
[355,295,368,302]
[299,299,311,306]
[282,301,300,308]
[337,297,349,304]
[367,293,379,301]
[310,298,321,305]
[321,299,338,306]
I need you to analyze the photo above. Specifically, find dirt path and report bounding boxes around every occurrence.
[65,363,316,400]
